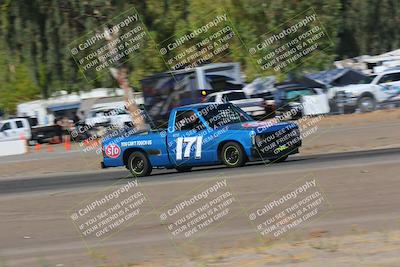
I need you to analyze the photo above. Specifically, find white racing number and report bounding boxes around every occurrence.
[176,136,203,160]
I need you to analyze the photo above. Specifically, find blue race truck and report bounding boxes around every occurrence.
[101,103,302,177]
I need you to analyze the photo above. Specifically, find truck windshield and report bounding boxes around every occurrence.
[223,92,247,101]
[0,122,10,132]
[199,104,253,128]
[358,75,376,84]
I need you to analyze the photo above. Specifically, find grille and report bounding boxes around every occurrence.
[255,127,301,156]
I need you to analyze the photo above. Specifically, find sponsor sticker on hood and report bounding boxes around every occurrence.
[242,121,271,128]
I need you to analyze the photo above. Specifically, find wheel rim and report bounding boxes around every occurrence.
[131,157,144,174]
[361,99,373,111]
[224,146,239,165]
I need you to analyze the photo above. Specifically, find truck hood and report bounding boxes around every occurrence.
[223,121,297,133]
[230,98,264,106]
[341,84,371,91]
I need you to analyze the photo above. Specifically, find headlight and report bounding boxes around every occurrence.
[292,128,301,137]
[345,91,354,97]
[254,134,266,147]
[338,91,354,98]
[336,91,349,98]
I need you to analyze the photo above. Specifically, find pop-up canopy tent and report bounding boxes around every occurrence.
[296,68,367,90]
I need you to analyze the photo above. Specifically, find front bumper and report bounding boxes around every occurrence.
[251,127,302,159]
[341,97,358,107]
[101,161,107,169]
[251,147,300,160]
[335,91,358,107]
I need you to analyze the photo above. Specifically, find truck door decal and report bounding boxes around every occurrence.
[176,136,203,160]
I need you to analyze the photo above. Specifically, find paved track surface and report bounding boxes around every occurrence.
[1,148,399,194]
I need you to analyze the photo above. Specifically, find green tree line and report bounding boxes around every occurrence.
[0,0,399,114]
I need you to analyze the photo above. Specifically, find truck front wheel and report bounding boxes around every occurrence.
[221,142,246,168]
[127,151,152,177]
[358,96,376,112]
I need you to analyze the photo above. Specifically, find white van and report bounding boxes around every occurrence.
[0,118,31,142]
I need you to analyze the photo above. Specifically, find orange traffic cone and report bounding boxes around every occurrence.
[34,143,42,152]
[64,135,71,151]
[46,144,54,153]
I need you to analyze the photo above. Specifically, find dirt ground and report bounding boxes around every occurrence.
[127,230,400,267]
[0,108,399,179]
[300,108,400,154]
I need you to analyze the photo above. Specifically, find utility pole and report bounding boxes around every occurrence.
[99,27,146,131]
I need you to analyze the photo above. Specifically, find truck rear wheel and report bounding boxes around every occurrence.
[127,151,152,177]
[221,142,246,168]
[358,96,376,112]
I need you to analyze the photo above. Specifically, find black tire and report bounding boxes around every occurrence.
[344,106,356,114]
[127,151,152,177]
[268,155,288,163]
[220,142,246,168]
[292,109,303,120]
[175,166,193,172]
[27,140,37,146]
[358,96,376,113]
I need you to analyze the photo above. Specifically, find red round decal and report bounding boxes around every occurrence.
[105,144,121,158]
[242,122,268,128]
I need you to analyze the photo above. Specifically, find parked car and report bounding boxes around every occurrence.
[328,70,400,113]
[204,90,266,118]
[274,84,330,119]
[85,106,133,129]
[0,116,71,145]
[0,118,32,142]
